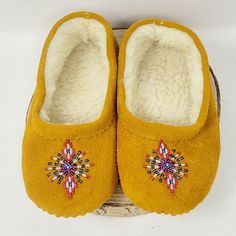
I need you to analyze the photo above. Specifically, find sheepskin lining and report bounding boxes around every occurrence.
[124,24,203,126]
[40,18,109,124]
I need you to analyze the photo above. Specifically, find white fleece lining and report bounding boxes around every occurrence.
[124,24,203,126]
[40,18,109,124]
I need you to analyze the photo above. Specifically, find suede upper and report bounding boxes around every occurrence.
[117,19,220,215]
[22,12,118,217]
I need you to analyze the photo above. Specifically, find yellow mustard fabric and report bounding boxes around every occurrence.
[22,12,118,217]
[117,19,220,215]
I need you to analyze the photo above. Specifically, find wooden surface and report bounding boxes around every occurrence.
[93,28,221,217]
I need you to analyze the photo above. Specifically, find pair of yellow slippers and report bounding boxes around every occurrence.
[22,12,220,217]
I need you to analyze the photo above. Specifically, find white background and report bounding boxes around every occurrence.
[0,0,235,235]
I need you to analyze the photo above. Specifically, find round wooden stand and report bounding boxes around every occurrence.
[26,29,220,217]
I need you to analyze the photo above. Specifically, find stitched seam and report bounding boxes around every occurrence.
[118,121,202,142]
[30,113,115,141]
[28,92,116,140]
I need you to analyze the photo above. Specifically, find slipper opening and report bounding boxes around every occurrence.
[40,17,109,124]
[124,23,203,126]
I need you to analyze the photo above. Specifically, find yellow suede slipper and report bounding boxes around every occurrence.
[117,19,220,215]
[22,12,117,217]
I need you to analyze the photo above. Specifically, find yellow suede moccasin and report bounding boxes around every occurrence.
[22,12,117,217]
[117,19,220,215]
